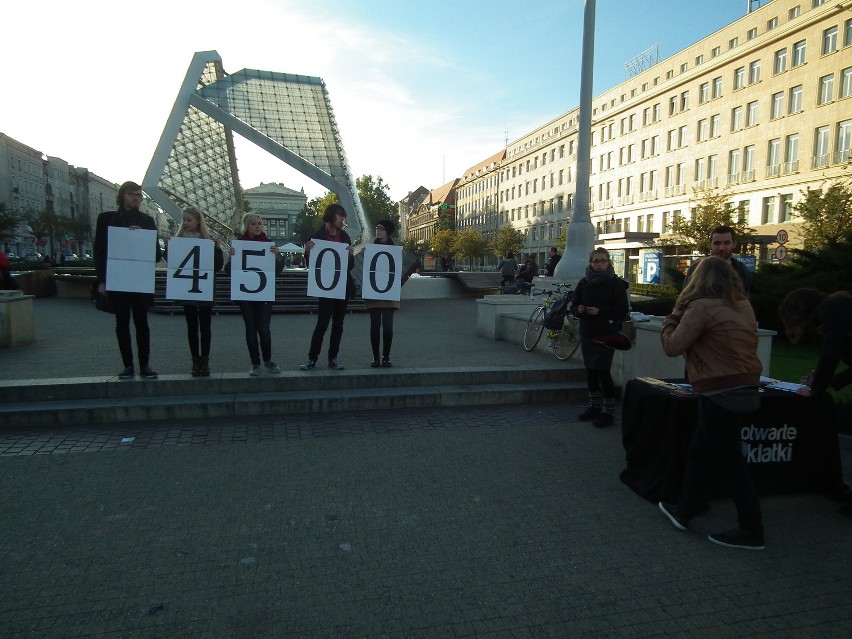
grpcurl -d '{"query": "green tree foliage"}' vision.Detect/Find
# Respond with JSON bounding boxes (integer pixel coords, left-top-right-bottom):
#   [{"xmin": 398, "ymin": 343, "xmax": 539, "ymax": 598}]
[
  {"xmin": 402, "ymin": 236, "xmax": 424, "ymax": 255},
  {"xmin": 429, "ymin": 229, "xmax": 455, "ymax": 259},
  {"xmin": 487, "ymin": 225, "xmax": 524, "ymax": 259},
  {"xmin": 452, "ymin": 229, "xmax": 487, "ymax": 268},
  {"xmin": 21, "ymin": 207, "xmax": 66, "ymax": 252},
  {"xmin": 356, "ymin": 175, "xmax": 398, "ymax": 233},
  {"xmin": 434, "ymin": 208, "xmax": 455, "ymax": 232},
  {"xmin": 0, "ymin": 202, "xmax": 21, "ymax": 242},
  {"xmin": 660, "ymin": 185, "xmax": 754, "ymax": 254},
  {"xmin": 292, "ymin": 196, "xmax": 326, "ymax": 243},
  {"xmin": 794, "ymin": 174, "xmax": 852, "ymax": 249}
]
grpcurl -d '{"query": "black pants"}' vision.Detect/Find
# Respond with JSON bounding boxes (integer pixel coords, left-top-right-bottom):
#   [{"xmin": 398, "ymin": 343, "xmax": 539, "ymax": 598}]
[
  {"xmin": 677, "ymin": 392, "xmax": 763, "ymax": 535},
  {"xmin": 184, "ymin": 305, "xmax": 213, "ymax": 358},
  {"xmin": 239, "ymin": 301, "xmax": 272, "ymax": 366},
  {"xmin": 111, "ymin": 292, "xmax": 151, "ymax": 368},
  {"xmin": 309, "ymin": 297, "xmax": 348, "ymax": 361},
  {"xmin": 369, "ymin": 308, "xmax": 395, "ymax": 359}
]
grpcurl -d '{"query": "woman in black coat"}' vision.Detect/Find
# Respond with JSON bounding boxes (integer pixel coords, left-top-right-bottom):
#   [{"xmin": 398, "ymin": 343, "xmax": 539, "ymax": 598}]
[{"xmin": 571, "ymin": 247, "xmax": 629, "ymax": 427}]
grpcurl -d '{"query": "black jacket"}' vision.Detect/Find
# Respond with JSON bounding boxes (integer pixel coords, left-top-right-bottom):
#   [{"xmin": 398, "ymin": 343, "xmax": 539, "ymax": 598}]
[
  {"xmin": 93, "ymin": 208, "xmax": 161, "ymax": 285},
  {"xmin": 571, "ymin": 273, "xmax": 629, "ymax": 338},
  {"xmin": 306, "ymin": 226, "xmax": 355, "ymax": 298}
]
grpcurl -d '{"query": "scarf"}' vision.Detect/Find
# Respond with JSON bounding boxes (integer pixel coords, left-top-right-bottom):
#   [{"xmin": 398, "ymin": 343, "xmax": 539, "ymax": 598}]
[
  {"xmin": 240, "ymin": 231, "xmax": 270, "ymax": 242},
  {"xmin": 584, "ymin": 265, "xmax": 616, "ymax": 286}
]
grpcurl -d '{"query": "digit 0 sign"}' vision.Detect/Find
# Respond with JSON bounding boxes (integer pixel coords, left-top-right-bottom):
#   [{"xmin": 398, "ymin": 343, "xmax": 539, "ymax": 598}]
[
  {"xmin": 361, "ymin": 244, "xmax": 403, "ymax": 301},
  {"xmin": 306, "ymin": 239, "xmax": 349, "ymax": 300}
]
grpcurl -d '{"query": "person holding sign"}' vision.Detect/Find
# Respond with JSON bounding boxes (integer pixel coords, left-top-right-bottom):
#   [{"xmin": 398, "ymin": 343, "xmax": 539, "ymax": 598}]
[
  {"xmin": 232, "ymin": 214, "xmax": 283, "ymax": 376},
  {"xmin": 364, "ymin": 220, "xmax": 400, "ymax": 367},
  {"xmin": 165, "ymin": 207, "xmax": 225, "ymax": 376},
  {"xmin": 300, "ymin": 203, "xmax": 355, "ymax": 371},
  {"xmin": 93, "ymin": 181, "xmax": 162, "ymax": 380}
]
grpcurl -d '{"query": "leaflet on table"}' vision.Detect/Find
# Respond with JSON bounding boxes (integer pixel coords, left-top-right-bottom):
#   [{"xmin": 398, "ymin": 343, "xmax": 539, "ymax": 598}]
[
  {"xmin": 635, "ymin": 377, "xmax": 694, "ymax": 397},
  {"xmin": 764, "ymin": 380, "xmax": 807, "ymax": 393}
]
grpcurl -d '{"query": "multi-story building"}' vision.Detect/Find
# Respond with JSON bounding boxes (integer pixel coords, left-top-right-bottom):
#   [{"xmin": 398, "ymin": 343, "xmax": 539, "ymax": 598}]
[
  {"xmin": 405, "ymin": 0, "xmax": 851, "ymax": 281},
  {"xmin": 397, "ymin": 186, "xmax": 429, "ymax": 242},
  {"xmin": 456, "ymin": 150, "xmax": 505, "ymax": 268},
  {"xmin": 242, "ymin": 183, "xmax": 308, "ymax": 244},
  {"xmin": 406, "ymin": 179, "xmax": 459, "ymax": 251}
]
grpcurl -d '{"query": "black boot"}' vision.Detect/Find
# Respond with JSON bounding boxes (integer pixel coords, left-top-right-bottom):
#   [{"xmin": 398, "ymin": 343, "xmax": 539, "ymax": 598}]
[
  {"xmin": 199, "ymin": 356, "xmax": 210, "ymax": 377},
  {"xmin": 191, "ymin": 356, "xmax": 201, "ymax": 377}
]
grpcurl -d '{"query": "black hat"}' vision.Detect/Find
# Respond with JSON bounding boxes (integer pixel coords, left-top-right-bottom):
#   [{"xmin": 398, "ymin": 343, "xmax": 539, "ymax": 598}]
[{"xmin": 376, "ymin": 219, "xmax": 395, "ymax": 235}]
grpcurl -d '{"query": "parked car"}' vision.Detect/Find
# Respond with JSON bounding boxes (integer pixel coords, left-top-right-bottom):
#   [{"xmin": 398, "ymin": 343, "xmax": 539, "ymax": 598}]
[
  {"xmin": 22, "ymin": 251, "xmax": 42, "ymax": 262},
  {"xmin": 5, "ymin": 253, "xmax": 21, "ymax": 262},
  {"xmin": 62, "ymin": 253, "xmax": 80, "ymax": 262}
]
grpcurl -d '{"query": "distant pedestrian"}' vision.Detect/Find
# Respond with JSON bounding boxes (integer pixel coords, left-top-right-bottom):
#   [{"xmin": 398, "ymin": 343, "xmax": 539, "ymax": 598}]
[
  {"xmin": 364, "ymin": 220, "xmax": 399, "ymax": 367},
  {"xmin": 571, "ymin": 248, "xmax": 629, "ymax": 427},
  {"xmin": 232, "ymin": 213, "xmax": 283, "ymax": 376},
  {"xmin": 0, "ymin": 252, "xmax": 19, "ymax": 290},
  {"xmin": 544, "ymin": 246, "xmax": 561, "ymax": 277},
  {"xmin": 497, "ymin": 252, "xmax": 518, "ymax": 288},
  {"xmin": 166, "ymin": 207, "xmax": 226, "ymax": 376},
  {"xmin": 300, "ymin": 203, "xmax": 355, "ymax": 371},
  {"xmin": 93, "ymin": 181, "xmax": 162, "ymax": 380}
]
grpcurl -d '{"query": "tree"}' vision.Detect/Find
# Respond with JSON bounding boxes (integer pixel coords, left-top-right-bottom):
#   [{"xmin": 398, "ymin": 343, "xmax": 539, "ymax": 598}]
[
  {"xmin": 487, "ymin": 226, "xmax": 524, "ymax": 259},
  {"xmin": 22, "ymin": 207, "xmax": 66, "ymax": 255},
  {"xmin": 428, "ymin": 228, "xmax": 456, "ymax": 270},
  {"xmin": 660, "ymin": 185, "xmax": 754, "ymax": 254},
  {"xmin": 794, "ymin": 173, "xmax": 852, "ymax": 249},
  {"xmin": 402, "ymin": 236, "xmax": 424, "ymax": 256},
  {"xmin": 292, "ymin": 196, "xmax": 326, "ymax": 243},
  {"xmin": 356, "ymin": 175, "xmax": 398, "ymax": 234},
  {"xmin": 0, "ymin": 203, "xmax": 21, "ymax": 243},
  {"xmin": 452, "ymin": 229, "xmax": 487, "ymax": 269}
]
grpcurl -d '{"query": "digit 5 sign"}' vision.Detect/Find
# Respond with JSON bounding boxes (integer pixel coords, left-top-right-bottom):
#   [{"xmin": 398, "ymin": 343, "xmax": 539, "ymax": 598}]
[{"xmin": 231, "ymin": 240, "xmax": 277, "ymax": 302}]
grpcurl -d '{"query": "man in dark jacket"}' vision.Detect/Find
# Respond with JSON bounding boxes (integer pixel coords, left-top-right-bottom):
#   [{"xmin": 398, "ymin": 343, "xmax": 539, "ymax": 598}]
[
  {"xmin": 544, "ymin": 246, "xmax": 561, "ymax": 277},
  {"xmin": 300, "ymin": 203, "xmax": 355, "ymax": 371},
  {"xmin": 94, "ymin": 181, "xmax": 162, "ymax": 380},
  {"xmin": 683, "ymin": 226, "xmax": 752, "ymax": 294}
]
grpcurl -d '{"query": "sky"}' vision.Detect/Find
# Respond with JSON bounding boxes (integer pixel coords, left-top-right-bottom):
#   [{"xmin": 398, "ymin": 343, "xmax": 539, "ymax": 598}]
[{"xmin": 1, "ymin": 0, "xmax": 756, "ymax": 202}]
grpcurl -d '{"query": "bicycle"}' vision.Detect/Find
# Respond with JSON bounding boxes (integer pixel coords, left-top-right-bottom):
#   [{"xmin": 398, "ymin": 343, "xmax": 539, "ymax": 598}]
[{"xmin": 522, "ymin": 284, "xmax": 581, "ymax": 360}]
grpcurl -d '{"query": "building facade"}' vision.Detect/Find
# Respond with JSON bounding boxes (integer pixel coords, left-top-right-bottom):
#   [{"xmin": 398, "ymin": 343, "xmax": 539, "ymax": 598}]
[
  {"xmin": 242, "ymin": 183, "xmax": 308, "ymax": 243},
  {"xmin": 456, "ymin": 150, "xmax": 506, "ymax": 268},
  {"xmin": 403, "ymin": 0, "xmax": 851, "ymax": 281}
]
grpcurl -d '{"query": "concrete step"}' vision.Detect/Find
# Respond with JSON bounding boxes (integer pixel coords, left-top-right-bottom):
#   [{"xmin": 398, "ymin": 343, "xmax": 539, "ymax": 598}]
[{"xmin": 0, "ymin": 365, "xmax": 587, "ymax": 429}]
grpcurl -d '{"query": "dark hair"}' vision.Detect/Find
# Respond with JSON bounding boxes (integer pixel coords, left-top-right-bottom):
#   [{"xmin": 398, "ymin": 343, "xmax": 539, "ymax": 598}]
[
  {"xmin": 711, "ymin": 225, "xmax": 736, "ymax": 243},
  {"xmin": 778, "ymin": 288, "xmax": 827, "ymax": 343},
  {"xmin": 676, "ymin": 256, "xmax": 745, "ymax": 308},
  {"xmin": 116, "ymin": 181, "xmax": 142, "ymax": 206},
  {"xmin": 550, "ymin": 246, "xmax": 559, "ymax": 253},
  {"xmin": 588, "ymin": 247, "xmax": 611, "ymax": 262},
  {"xmin": 506, "ymin": 252, "xmax": 514, "ymax": 259},
  {"xmin": 323, "ymin": 203, "xmax": 347, "ymax": 223}
]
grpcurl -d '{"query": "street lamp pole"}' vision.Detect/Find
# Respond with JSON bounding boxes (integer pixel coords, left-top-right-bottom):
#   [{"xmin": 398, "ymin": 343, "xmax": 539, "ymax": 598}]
[{"xmin": 554, "ymin": 0, "xmax": 597, "ymax": 284}]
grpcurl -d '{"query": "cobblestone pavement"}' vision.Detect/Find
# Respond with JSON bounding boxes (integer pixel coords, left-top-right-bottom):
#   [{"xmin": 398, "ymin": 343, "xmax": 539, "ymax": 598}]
[{"xmin": 2, "ymin": 403, "xmax": 851, "ymax": 638}]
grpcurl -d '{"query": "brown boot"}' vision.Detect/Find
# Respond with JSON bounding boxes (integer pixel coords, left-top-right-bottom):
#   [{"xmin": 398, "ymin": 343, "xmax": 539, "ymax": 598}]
[{"xmin": 199, "ymin": 356, "xmax": 210, "ymax": 377}]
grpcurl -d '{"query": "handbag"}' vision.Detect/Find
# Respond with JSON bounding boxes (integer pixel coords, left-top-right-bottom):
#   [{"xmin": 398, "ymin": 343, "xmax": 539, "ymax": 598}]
[{"xmin": 91, "ymin": 281, "xmax": 115, "ymax": 314}]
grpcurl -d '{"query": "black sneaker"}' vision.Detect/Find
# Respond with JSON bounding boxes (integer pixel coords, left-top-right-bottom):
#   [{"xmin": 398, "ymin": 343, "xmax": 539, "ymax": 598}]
[
  {"xmin": 578, "ymin": 406, "xmax": 601, "ymax": 421},
  {"xmin": 593, "ymin": 412, "xmax": 614, "ymax": 427},
  {"xmin": 707, "ymin": 528, "xmax": 765, "ymax": 550},
  {"xmin": 118, "ymin": 366, "xmax": 134, "ymax": 380},
  {"xmin": 139, "ymin": 367, "xmax": 158, "ymax": 379},
  {"xmin": 659, "ymin": 502, "xmax": 689, "ymax": 531},
  {"xmin": 370, "ymin": 359, "xmax": 381, "ymax": 368}
]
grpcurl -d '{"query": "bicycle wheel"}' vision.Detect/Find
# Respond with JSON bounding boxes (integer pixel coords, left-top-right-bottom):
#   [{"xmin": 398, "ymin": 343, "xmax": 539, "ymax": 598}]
[
  {"xmin": 523, "ymin": 306, "xmax": 546, "ymax": 351},
  {"xmin": 552, "ymin": 316, "xmax": 580, "ymax": 360}
]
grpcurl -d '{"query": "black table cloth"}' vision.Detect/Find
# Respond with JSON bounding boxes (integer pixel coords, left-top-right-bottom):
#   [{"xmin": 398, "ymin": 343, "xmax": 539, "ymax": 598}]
[{"xmin": 620, "ymin": 378, "xmax": 846, "ymax": 503}]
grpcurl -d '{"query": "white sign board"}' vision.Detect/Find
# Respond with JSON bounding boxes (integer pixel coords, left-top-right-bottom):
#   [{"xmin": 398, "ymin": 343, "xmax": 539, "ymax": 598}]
[
  {"xmin": 307, "ymin": 239, "xmax": 349, "ymax": 300},
  {"xmin": 106, "ymin": 227, "xmax": 156, "ymax": 294},
  {"xmin": 230, "ymin": 240, "xmax": 277, "ymax": 302},
  {"xmin": 360, "ymin": 244, "xmax": 403, "ymax": 301},
  {"xmin": 166, "ymin": 237, "xmax": 216, "ymax": 302}
]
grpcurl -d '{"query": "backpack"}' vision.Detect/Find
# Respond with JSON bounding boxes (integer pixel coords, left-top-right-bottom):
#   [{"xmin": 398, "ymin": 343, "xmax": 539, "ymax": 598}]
[{"xmin": 543, "ymin": 294, "xmax": 571, "ymax": 330}]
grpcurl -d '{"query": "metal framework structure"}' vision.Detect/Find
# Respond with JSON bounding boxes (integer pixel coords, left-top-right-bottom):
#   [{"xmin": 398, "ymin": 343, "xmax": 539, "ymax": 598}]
[{"xmin": 144, "ymin": 51, "xmax": 365, "ymax": 241}]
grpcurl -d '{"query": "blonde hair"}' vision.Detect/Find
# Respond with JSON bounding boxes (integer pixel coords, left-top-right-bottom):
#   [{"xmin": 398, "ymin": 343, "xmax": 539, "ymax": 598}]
[
  {"xmin": 240, "ymin": 213, "xmax": 263, "ymax": 237},
  {"xmin": 176, "ymin": 207, "xmax": 211, "ymax": 239},
  {"xmin": 676, "ymin": 256, "xmax": 745, "ymax": 308}
]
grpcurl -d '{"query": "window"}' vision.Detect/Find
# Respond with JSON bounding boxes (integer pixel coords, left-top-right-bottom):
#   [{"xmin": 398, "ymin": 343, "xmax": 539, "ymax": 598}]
[
  {"xmin": 744, "ymin": 145, "xmax": 756, "ymax": 177},
  {"xmin": 729, "ymin": 148, "xmax": 741, "ymax": 177},
  {"xmin": 747, "ymin": 27, "xmax": 758, "ymax": 41},
  {"xmin": 838, "ymin": 120, "xmax": 852, "ymax": 163},
  {"xmin": 749, "ymin": 60, "xmax": 761, "ymax": 84},
  {"xmin": 774, "ymin": 48, "xmax": 787, "ymax": 74},
  {"xmin": 818, "ymin": 74, "xmax": 834, "ymax": 104},
  {"xmin": 746, "ymin": 101, "xmax": 759, "ymax": 126},
  {"xmin": 729, "ymin": 37, "xmax": 739, "ymax": 50},
  {"xmin": 677, "ymin": 163, "xmax": 686, "ymax": 185},
  {"xmin": 695, "ymin": 54, "xmax": 704, "ymax": 66},
  {"xmin": 712, "ymin": 46, "xmax": 721, "ymax": 58},
  {"xmin": 793, "ymin": 40, "xmax": 807, "ymax": 66},
  {"xmin": 651, "ymin": 135, "xmax": 659, "ymax": 155},
  {"xmin": 823, "ymin": 27, "xmax": 838, "ymax": 55},
  {"xmin": 780, "ymin": 194, "xmax": 793, "ymax": 222},
  {"xmin": 789, "ymin": 85, "xmax": 803, "ymax": 113},
  {"xmin": 668, "ymin": 129, "xmax": 677, "ymax": 151},
  {"xmin": 653, "ymin": 103, "xmax": 661, "ymax": 122},
  {"xmin": 734, "ymin": 67, "xmax": 745, "ymax": 89},
  {"xmin": 643, "ymin": 107, "xmax": 651, "ymax": 126},
  {"xmin": 767, "ymin": 17, "xmax": 778, "ymax": 30},
  {"xmin": 790, "ymin": 5, "xmax": 801, "ymax": 19},
  {"xmin": 710, "ymin": 114, "xmax": 721, "ymax": 138},
  {"xmin": 697, "ymin": 119, "xmax": 708, "ymax": 142},
  {"xmin": 680, "ymin": 62, "xmax": 688, "ymax": 74},
  {"xmin": 669, "ymin": 95, "xmax": 678, "ymax": 115},
  {"xmin": 699, "ymin": 82, "xmax": 709, "ymax": 104},
  {"xmin": 841, "ymin": 67, "xmax": 852, "ymax": 99},
  {"xmin": 708, "ymin": 155, "xmax": 718, "ymax": 182},
  {"xmin": 785, "ymin": 133, "xmax": 799, "ymax": 172},
  {"xmin": 814, "ymin": 125, "xmax": 830, "ymax": 167},
  {"xmin": 695, "ymin": 157, "xmax": 706, "ymax": 182},
  {"xmin": 678, "ymin": 125, "xmax": 688, "ymax": 147},
  {"xmin": 680, "ymin": 91, "xmax": 689, "ymax": 111},
  {"xmin": 846, "ymin": 18, "xmax": 852, "ymax": 47},
  {"xmin": 732, "ymin": 106, "xmax": 744, "ymax": 131},
  {"xmin": 767, "ymin": 138, "xmax": 782, "ymax": 176},
  {"xmin": 712, "ymin": 76, "xmax": 723, "ymax": 98},
  {"xmin": 762, "ymin": 196, "xmax": 777, "ymax": 224},
  {"xmin": 771, "ymin": 91, "xmax": 785, "ymax": 119},
  {"xmin": 813, "ymin": 0, "xmax": 826, "ymax": 7}
]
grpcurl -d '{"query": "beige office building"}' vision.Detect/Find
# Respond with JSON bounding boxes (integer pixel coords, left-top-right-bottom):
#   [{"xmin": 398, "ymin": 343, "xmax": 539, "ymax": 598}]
[{"xmin": 486, "ymin": 0, "xmax": 852, "ymax": 280}]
